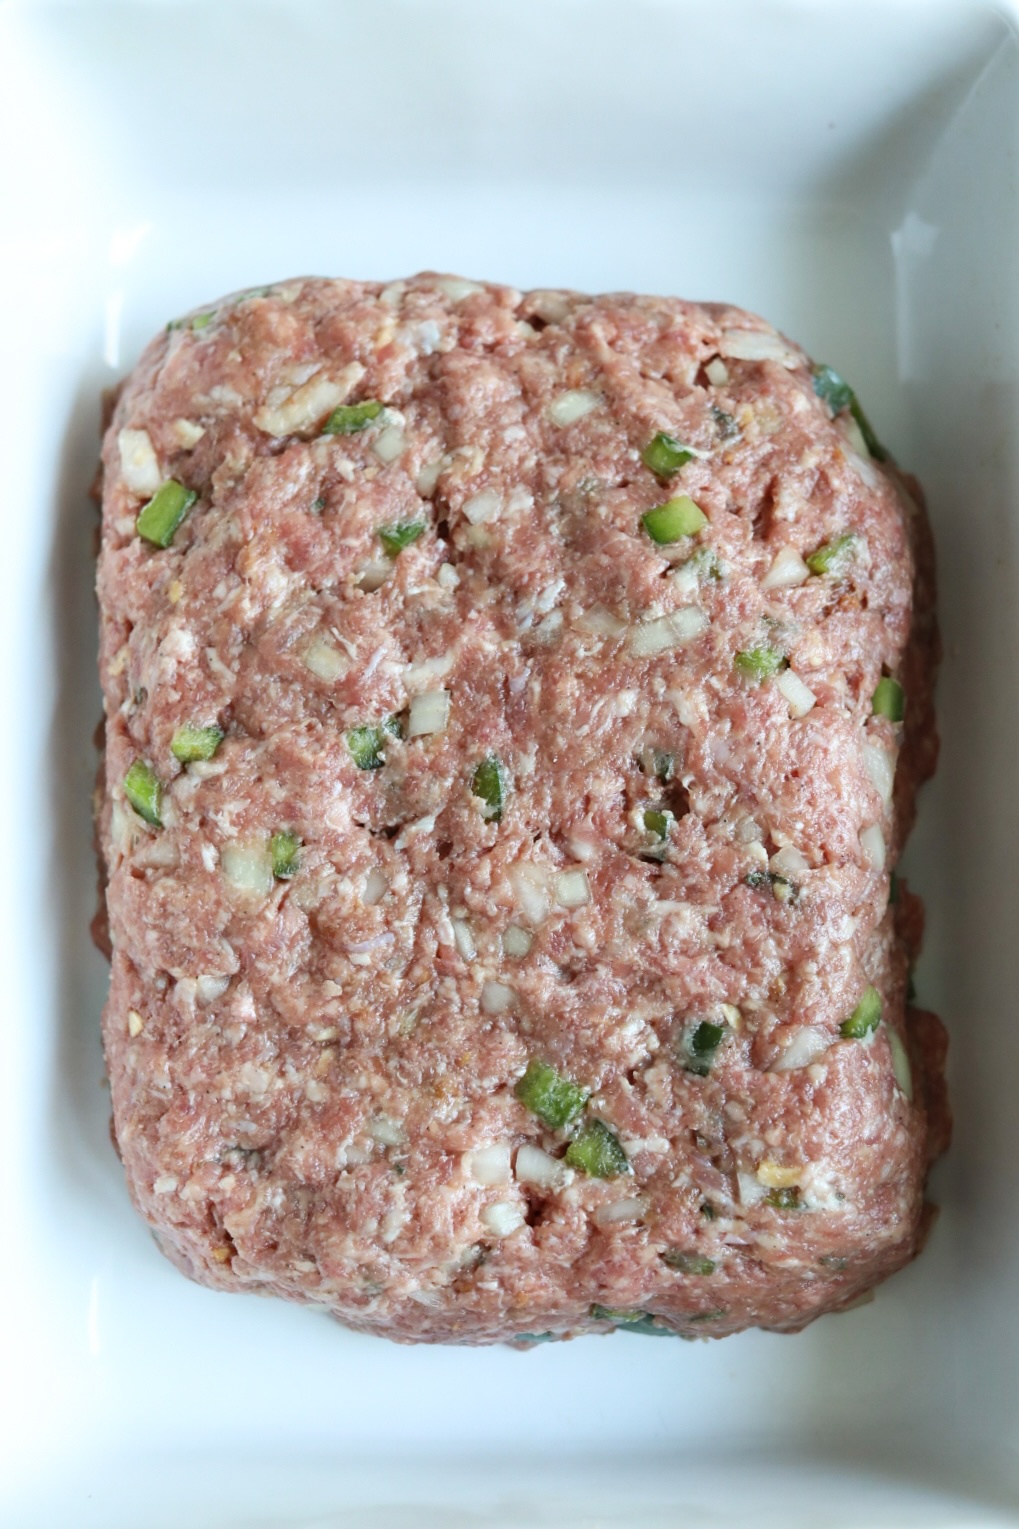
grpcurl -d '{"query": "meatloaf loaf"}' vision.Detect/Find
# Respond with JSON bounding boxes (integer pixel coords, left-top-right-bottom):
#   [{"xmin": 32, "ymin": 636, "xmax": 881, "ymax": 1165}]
[{"xmin": 95, "ymin": 273, "xmax": 948, "ymax": 1344}]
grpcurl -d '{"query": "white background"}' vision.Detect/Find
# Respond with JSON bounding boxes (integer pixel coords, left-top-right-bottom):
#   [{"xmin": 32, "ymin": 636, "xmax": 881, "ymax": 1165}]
[{"xmin": 2, "ymin": 2, "xmax": 1018, "ymax": 1524}]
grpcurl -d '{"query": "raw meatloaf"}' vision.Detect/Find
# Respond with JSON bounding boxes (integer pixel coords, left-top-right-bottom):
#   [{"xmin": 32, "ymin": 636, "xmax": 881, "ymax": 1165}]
[{"xmin": 95, "ymin": 273, "xmax": 948, "ymax": 1345}]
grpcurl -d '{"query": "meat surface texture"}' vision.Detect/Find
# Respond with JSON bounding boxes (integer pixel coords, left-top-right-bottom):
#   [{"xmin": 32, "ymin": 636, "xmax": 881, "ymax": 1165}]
[{"xmin": 95, "ymin": 273, "xmax": 948, "ymax": 1345}]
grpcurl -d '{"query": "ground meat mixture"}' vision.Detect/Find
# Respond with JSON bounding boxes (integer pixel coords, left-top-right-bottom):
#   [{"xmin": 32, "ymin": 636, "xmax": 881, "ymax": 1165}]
[{"xmin": 95, "ymin": 273, "xmax": 948, "ymax": 1344}]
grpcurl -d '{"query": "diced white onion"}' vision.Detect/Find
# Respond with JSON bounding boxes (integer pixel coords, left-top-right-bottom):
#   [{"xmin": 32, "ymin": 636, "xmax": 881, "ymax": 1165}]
[
  {"xmin": 669, "ymin": 561, "xmax": 703, "ymax": 599},
  {"xmin": 153, "ymin": 1175, "xmax": 178, "ymax": 1196},
  {"xmin": 288, "ymin": 361, "xmax": 323, "ymax": 387},
  {"xmin": 502, "ymin": 924, "xmax": 533, "ymax": 958},
  {"xmin": 133, "ymin": 834, "xmax": 179, "ymax": 871},
  {"xmin": 407, "ymin": 1288, "xmax": 442, "ymax": 1308},
  {"xmin": 505, "ymin": 485, "xmax": 535, "ymax": 515},
  {"xmin": 407, "ymin": 688, "xmax": 450, "ymax": 737},
  {"xmin": 577, "ymin": 604, "xmax": 627, "ymax": 639},
  {"xmin": 512, "ymin": 863, "xmax": 551, "ymax": 924},
  {"xmin": 772, "ymin": 1026, "xmax": 830, "ymax": 1072},
  {"xmin": 452, "ymin": 918, "xmax": 476, "ymax": 961},
  {"xmin": 567, "ymin": 830, "xmax": 599, "ymax": 863},
  {"xmin": 538, "ymin": 584, "xmax": 567, "ymax": 623},
  {"xmin": 720, "ymin": 1003, "xmax": 743, "ymax": 1030},
  {"xmin": 171, "ymin": 417, "xmax": 205, "ymax": 449},
  {"xmin": 776, "ymin": 668, "xmax": 816, "ymax": 718},
  {"xmin": 404, "ymin": 653, "xmax": 454, "ymax": 688},
  {"xmin": 621, "ymin": 1133, "xmax": 671, "ymax": 1156},
  {"xmin": 435, "ymin": 275, "xmax": 483, "ymax": 302},
  {"xmin": 110, "ymin": 800, "xmax": 133, "ymax": 855},
  {"xmin": 630, "ymin": 606, "xmax": 708, "ymax": 656},
  {"xmin": 769, "ymin": 844, "xmax": 808, "ymax": 878},
  {"xmin": 362, "ymin": 868, "xmax": 388, "ymax": 907},
  {"xmin": 481, "ymin": 980, "xmax": 516, "ymax": 1015},
  {"xmin": 887, "ymin": 1028, "xmax": 914, "ymax": 1100},
  {"xmin": 737, "ymin": 1171, "xmax": 767, "ymax": 1205},
  {"xmin": 593, "ymin": 1197, "xmax": 646, "ymax": 1228},
  {"xmin": 547, "ymin": 389, "xmax": 599, "ymax": 426},
  {"xmin": 762, "ymin": 546, "xmax": 810, "ymax": 590},
  {"xmin": 357, "ymin": 560, "xmax": 390, "ymax": 593},
  {"xmin": 190, "ymin": 758, "xmax": 228, "ymax": 783},
  {"xmin": 515, "ymin": 1144, "xmax": 571, "ymax": 1190},
  {"xmin": 372, "ymin": 424, "xmax": 406, "ymax": 463},
  {"xmin": 380, "ymin": 1205, "xmax": 408, "ymax": 1244},
  {"xmin": 705, "ymin": 357, "xmax": 729, "ymax": 386},
  {"xmin": 196, "ymin": 974, "xmax": 230, "ymax": 1004},
  {"xmin": 528, "ymin": 289, "xmax": 571, "ymax": 323},
  {"xmin": 670, "ymin": 606, "xmax": 710, "ymax": 643},
  {"xmin": 436, "ymin": 562, "xmax": 460, "ymax": 590},
  {"xmin": 304, "ymin": 636, "xmax": 345, "ymax": 681},
  {"xmin": 864, "ymin": 742, "xmax": 895, "ymax": 805},
  {"xmin": 720, "ymin": 328, "xmax": 799, "ymax": 367},
  {"xmin": 469, "ymin": 1143, "xmax": 512, "ymax": 1185},
  {"xmin": 860, "ymin": 823, "xmax": 886, "ymax": 871},
  {"xmin": 117, "ymin": 428, "xmax": 162, "ymax": 497},
  {"xmin": 463, "ymin": 487, "xmax": 502, "ymax": 525},
  {"xmin": 221, "ymin": 843, "xmax": 273, "ymax": 898},
  {"xmin": 160, "ymin": 623, "xmax": 197, "ymax": 664},
  {"xmin": 127, "ymin": 1009, "xmax": 144, "ymax": 1037},
  {"xmin": 208, "ymin": 383, "xmax": 243, "ymax": 410},
  {"xmin": 414, "ymin": 319, "xmax": 442, "ymax": 355},
  {"xmin": 368, "ymin": 1115, "xmax": 406, "ymax": 1147},
  {"xmin": 480, "ymin": 1200, "xmax": 525, "ymax": 1237},
  {"xmin": 555, "ymin": 870, "xmax": 590, "ymax": 909},
  {"xmin": 347, "ymin": 932, "xmax": 395, "ymax": 958},
  {"xmin": 172, "ymin": 978, "xmax": 198, "ymax": 1015},
  {"xmin": 254, "ymin": 374, "xmax": 351, "ymax": 437},
  {"xmin": 416, "ymin": 456, "xmax": 445, "ymax": 496}
]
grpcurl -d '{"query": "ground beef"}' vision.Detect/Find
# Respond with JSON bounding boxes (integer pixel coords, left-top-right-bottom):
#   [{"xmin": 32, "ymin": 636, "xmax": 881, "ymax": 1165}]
[{"xmin": 95, "ymin": 273, "xmax": 948, "ymax": 1344}]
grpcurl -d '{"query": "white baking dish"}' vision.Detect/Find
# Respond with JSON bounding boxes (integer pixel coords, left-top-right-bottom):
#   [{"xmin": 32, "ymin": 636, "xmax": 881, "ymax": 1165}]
[{"xmin": 2, "ymin": 0, "xmax": 1018, "ymax": 1523}]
